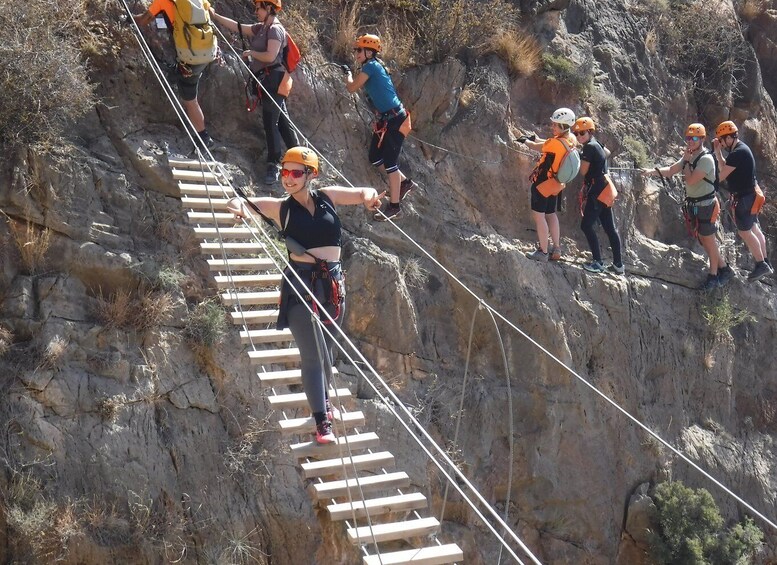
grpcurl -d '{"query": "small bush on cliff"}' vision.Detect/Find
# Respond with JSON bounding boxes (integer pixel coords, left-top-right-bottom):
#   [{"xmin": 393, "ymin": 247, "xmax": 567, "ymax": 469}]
[
  {"xmin": 701, "ymin": 293, "xmax": 753, "ymax": 340},
  {"xmin": 623, "ymin": 136, "xmax": 651, "ymax": 167},
  {"xmin": 6, "ymin": 218, "xmax": 51, "ymax": 275},
  {"xmin": 542, "ymin": 53, "xmax": 594, "ymax": 97},
  {"xmin": 184, "ymin": 300, "xmax": 228, "ymax": 348},
  {"xmin": 0, "ymin": 0, "xmax": 95, "ymax": 148},
  {"xmin": 648, "ymin": 481, "xmax": 763, "ymax": 564},
  {"xmin": 484, "ymin": 30, "xmax": 542, "ymax": 78}
]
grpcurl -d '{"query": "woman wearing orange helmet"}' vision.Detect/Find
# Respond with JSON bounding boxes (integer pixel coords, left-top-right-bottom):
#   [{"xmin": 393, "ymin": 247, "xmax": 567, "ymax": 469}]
[
  {"xmin": 226, "ymin": 147, "xmax": 384, "ymax": 444},
  {"xmin": 211, "ymin": 0, "xmax": 299, "ymax": 184},
  {"xmin": 712, "ymin": 121, "xmax": 772, "ymax": 282},
  {"xmin": 642, "ymin": 123, "xmax": 735, "ymax": 291},
  {"xmin": 343, "ymin": 34, "xmax": 415, "ymax": 221},
  {"xmin": 572, "ymin": 117, "xmax": 624, "ymax": 274}
]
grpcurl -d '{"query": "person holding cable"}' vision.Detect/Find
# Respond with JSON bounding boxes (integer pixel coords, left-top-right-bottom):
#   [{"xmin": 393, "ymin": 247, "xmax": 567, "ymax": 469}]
[
  {"xmin": 712, "ymin": 120, "xmax": 773, "ymax": 282},
  {"xmin": 226, "ymin": 147, "xmax": 384, "ymax": 444},
  {"xmin": 210, "ymin": 0, "xmax": 299, "ymax": 185},
  {"xmin": 641, "ymin": 123, "xmax": 735, "ymax": 291},
  {"xmin": 342, "ymin": 34, "xmax": 415, "ymax": 221}
]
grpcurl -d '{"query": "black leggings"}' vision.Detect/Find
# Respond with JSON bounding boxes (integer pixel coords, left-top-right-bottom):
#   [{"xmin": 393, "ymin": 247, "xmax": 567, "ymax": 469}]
[
  {"xmin": 581, "ymin": 196, "xmax": 622, "ymax": 265},
  {"xmin": 260, "ymin": 70, "xmax": 299, "ymax": 164}
]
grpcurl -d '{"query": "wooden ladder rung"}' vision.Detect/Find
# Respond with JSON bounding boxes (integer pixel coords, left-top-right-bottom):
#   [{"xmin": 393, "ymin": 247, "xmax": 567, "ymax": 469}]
[
  {"xmin": 208, "ymin": 258, "xmax": 275, "ymax": 272},
  {"xmin": 241, "ymin": 328, "xmax": 293, "ymax": 345},
  {"xmin": 168, "ymin": 158, "xmax": 219, "ymax": 170},
  {"xmin": 362, "ymin": 543, "xmax": 464, "ymax": 565},
  {"xmin": 269, "ymin": 388, "xmax": 351, "ymax": 410},
  {"xmin": 258, "ymin": 367, "xmax": 339, "ymax": 386},
  {"xmin": 178, "ymin": 182, "xmax": 233, "ymax": 197},
  {"xmin": 279, "ymin": 411, "xmax": 364, "ymax": 435},
  {"xmin": 188, "ymin": 211, "xmax": 239, "ymax": 225},
  {"xmin": 214, "ymin": 274, "xmax": 282, "ymax": 289},
  {"xmin": 248, "ymin": 348, "xmax": 300, "ymax": 365},
  {"xmin": 222, "ymin": 290, "xmax": 280, "ymax": 306},
  {"xmin": 172, "ymin": 169, "xmax": 224, "ymax": 183},
  {"xmin": 201, "ymin": 242, "xmax": 267, "ymax": 254},
  {"xmin": 231, "ymin": 309, "xmax": 279, "ymax": 325},
  {"xmin": 300, "ymin": 451, "xmax": 394, "ymax": 479},
  {"xmin": 309, "ymin": 471, "xmax": 410, "ymax": 500},
  {"xmin": 290, "ymin": 432, "xmax": 379, "ymax": 459},
  {"xmin": 182, "ymin": 197, "xmax": 231, "ymax": 210},
  {"xmin": 193, "ymin": 227, "xmax": 258, "ymax": 240},
  {"xmin": 347, "ymin": 517, "xmax": 440, "ymax": 545},
  {"xmin": 328, "ymin": 492, "xmax": 427, "ymax": 521}
]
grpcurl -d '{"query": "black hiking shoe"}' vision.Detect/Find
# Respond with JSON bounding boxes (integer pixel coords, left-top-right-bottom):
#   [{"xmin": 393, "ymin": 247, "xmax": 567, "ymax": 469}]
[
  {"xmin": 374, "ymin": 202, "xmax": 401, "ymax": 221},
  {"xmin": 315, "ymin": 419, "xmax": 335, "ymax": 444},
  {"xmin": 583, "ymin": 261, "xmax": 605, "ymax": 273},
  {"xmin": 264, "ymin": 163, "xmax": 280, "ymax": 185},
  {"xmin": 399, "ymin": 179, "xmax": 416, "ymax": 201},
  {"xmin": 700, "ymin": 274, "xmax": 720, "ymax": 291},
  {"xmin": 717, "ymin": 264, "xmax": 736, "ymax": 286},
  {"xmin": 747, "ymin": 261, "xmax": 773, "ymax": 283}
]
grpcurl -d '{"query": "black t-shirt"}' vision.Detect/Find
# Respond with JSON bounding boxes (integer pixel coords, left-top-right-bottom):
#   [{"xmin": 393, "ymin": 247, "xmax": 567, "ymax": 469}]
[
  {"xmin": 580, "ymin": 138, "xmax": 608, "ymax": 195},
  {"xmin": 724, "ymin": 141, "xmax": 756, "ymax": 195},
  {"xmin": 281, "ymin": 190, "xmax": 341, "ymax": 249}
]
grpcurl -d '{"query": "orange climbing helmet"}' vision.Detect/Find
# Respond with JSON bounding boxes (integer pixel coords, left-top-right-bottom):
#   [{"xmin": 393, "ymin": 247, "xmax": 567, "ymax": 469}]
[
  {"xmin": 282, "ymin": 147, "xmax": 318, "ymax": 173},
  {"xmin": 572, "ymin": 117, "xmax": 595, "ymax": 133},
  {"xmin": 715, "ymin": 121, "xmax": 738, "ymax": 138},
  {"xmin": 685, "ymin": 123, "xmax": 706, "ymax": 137},
  {"xmin": 355, "ymin": 34, "xmax": 381, "ymax": 53},
  {"xmin": 255, "ymin": 0, "xmax": 281, "ymax": 11}
]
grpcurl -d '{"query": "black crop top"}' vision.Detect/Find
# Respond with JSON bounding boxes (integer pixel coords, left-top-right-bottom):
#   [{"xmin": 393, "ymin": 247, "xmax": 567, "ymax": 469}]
[{"xmin": 280, "ymin": 190, "xmax": 342, "ymax": 249}]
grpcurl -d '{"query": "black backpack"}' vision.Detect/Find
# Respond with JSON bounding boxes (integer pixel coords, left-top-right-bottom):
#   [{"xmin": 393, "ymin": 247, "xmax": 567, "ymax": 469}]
[{"xmin": 690, "ymin": 149, "xmax": 720, "ymax": 193}]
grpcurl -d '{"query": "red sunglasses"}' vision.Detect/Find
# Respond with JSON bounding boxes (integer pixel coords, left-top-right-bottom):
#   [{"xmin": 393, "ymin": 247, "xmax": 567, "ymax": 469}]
[{"xmin": 281, "ymin": 168, "xmax": 306, "ymax": 179}]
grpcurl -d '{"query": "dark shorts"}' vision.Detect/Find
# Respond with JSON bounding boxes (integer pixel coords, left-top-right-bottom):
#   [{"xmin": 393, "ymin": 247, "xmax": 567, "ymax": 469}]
[
  {"xmin": 684, "ymin": 199, "xmax": 718, "ymax": 236},
  {"xmin": 178, "ymin": 63, "xmax": 208, "ymax": 101},
  {"xmin": 368, "ymin": 111, "xmax": 407, "ymax": 174},
  {"xmin": 733, "ymin": 192, "xmax": 758, "ymax": 231},
  {"xmin": 530, "ymin": 183, "xmax": 561, "ymax": 214},
  {"xmin": 276, "ymin": 261, "xmax": 345, "ymax": 330}
]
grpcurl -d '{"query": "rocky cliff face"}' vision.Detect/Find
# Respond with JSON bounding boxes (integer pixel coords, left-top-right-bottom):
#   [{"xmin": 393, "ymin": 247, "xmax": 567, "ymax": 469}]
[{"xmin": 1, "ymin": 0, "xmax": 776, "ymax": 563}]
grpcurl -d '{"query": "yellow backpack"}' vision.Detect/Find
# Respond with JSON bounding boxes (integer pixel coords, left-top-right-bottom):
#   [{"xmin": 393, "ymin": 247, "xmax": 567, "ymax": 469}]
[{"xmin": 171, "ymin": 0, "xmax": 217, "ymax": 65}]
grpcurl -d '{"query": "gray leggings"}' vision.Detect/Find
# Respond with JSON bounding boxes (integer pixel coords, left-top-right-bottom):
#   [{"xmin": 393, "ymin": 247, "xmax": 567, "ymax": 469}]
[{"xmin": 286, "ymin": 301, "xmax": 345, "ymax": 415}]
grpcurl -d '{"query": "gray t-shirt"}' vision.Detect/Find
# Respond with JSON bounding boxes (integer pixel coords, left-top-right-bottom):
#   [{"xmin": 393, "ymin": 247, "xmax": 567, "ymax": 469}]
[
  {"xmin": 686, "ymin": 152, "xmax": 715, "ymax": 199},
  {"xmin": 249, "ymin": 20, "xmax": 285, "ymax": 72}
]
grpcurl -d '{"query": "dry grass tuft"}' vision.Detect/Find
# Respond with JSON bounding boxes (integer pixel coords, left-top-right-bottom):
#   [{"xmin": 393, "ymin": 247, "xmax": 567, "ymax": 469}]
[
  {"xmin": 0, "ymin": 326, "xmax": 12, "ymax": 358},
  {"xmin": 332, "ymin": 1, "xmax": 361, "ymax": 62},
  {"xmin": 40, "ymin": 336, "xmax": 68, "ymax": 369},
  {"xmin": 485, "ymin": 30, "xmax": 542, "ymax": 77},
  {"xmin": 94, "ymin": 287, "xmax": 174, "ymax": 333},
  {"xmin": 740, "ymin": 0, "xmax": 768, "ymax": 21},
  {"xmin": 7, "ymin": 218, "xmax": 51, "ymax": 275}
]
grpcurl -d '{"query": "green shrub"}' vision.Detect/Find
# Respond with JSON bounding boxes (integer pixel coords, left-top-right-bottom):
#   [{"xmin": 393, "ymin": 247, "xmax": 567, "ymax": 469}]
[
  {"xmin": 542, "ymin": 53, "xmax": 594, "ymax": 97},
  {"xmin": 702, "ymin": 293, "xmax": 754, "ymax": 339},
  {"xmin": 184, "ymin": 300, "xmax": 228, "ymax": 348},
  {"xmin": 623, "ymin": 136, "xmax": 651, "ymax": 168},
  {"xmin": 649, "ymin": 481, "xmax": 763, "ymax": 565},
  {"xmin": 155, "ymin": 266, "xmax": 187, "ymax": 291}
]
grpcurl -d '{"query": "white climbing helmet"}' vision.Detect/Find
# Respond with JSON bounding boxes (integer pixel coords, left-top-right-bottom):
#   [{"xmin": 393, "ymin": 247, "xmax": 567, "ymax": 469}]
[{"xmin": 550, "ymin": 107, "xmax": 576, "ymax": 127}]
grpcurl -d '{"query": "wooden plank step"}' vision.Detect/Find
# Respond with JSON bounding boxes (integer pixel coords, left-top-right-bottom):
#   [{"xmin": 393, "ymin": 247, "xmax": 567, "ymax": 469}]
[
  {"xmin": 231, "ymin": 309, "xmax": 279, "ymax": 325},
  {"xmin": 178, "ymin": 182, "xmax": 233, "ymax": 197},
  {"xmin": 258, "ymin": 367, "xmax": 339, "ymax": 386},
  {"xmin": 279, "ymin": 411, "xmax": 365, "ymax": 435},
  {"xmin": 208, "ymin": 258, "xmax": 275, "ymax": 272},
  {"xmin": 241, "ymin": 328, "xmax": 293, "ymax": 345},
  {"xmin": 172, "ymin": 169, "xmax": 224, "ymax": 183},
  {"xmin": 248, "ymin": 347, "xmax": 300, "ymax": 365},
  {"xmin": 214, "ymin": 274, "xmax": 282, "ymax": 289},
  {"xmin": 188, "ymin": 211, "xmax": 239, "ymax": 225},
  {"xmin": 168, "ymin": 158, "xmax": 219, "ymax": 170},
  {"xmin": 201, "ymin": 242, "xmax": 267, "ymax": 254},
  {"xmin": 182, "ymin": 197, "xmax": 231, "ymax": 211},
  {"xmin": 347, "ymin": 517, "xmax": 440, "ymax": 545},
  {"xmin": 300, "ymin": 451, "xmax": 394, "ymax": 479},
  {"xmin": 328, "ymin": 492, "xmax": 427, "ymax": 521},
  {"xmin": 193, "ymin": 227, "xmax": 257, "ymax": 240},
  {"xmin": 268, "ymin": 388, "xmax": 351, "ymax": 410},
  {"xmin": 309, "ymin": 471, "xmax": 410, "ymax": 500},
  {"xmin": 290, "ymin": 432, "xmax": 379, "ymax": 459},
  {"xmin": 222, "ymin": 290, "xmax": 280, "ymax": 306},
  {"xmin": 362, "ymin": 544, "xmax": 464, "ymax": 565}
]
